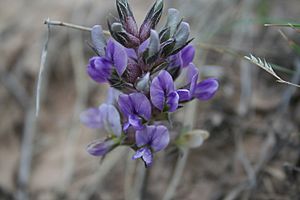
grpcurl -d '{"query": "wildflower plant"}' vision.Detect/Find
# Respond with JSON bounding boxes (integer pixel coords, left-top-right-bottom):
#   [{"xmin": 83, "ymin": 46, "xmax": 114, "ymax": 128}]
[{"xmin": 80, "ymin": 0, "xmax": 219, "ymax": 167}]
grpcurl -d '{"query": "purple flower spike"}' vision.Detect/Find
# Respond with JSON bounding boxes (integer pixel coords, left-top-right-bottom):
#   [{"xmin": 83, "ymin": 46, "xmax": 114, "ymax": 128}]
[
  {"xmin": 150, "ymin": 70, "xmax": 179, "ymax": 112},
  {"xmin": 106, "ymin": 39, "xmax": 128, "ymax": 76},
  {"xmin": 193, "ymin": 78, "xmax": 219, "ymax": 100},
  {"xmin": 87, "ymin": 139, "xmax": 115, "ymax": 156},
  {"xmin": 118, "ymin": 93, "xmax": 151, "ymax": 130},
  {"xmin": 181, "ymin": 45, "xmax": 195, "ymax": 67},
  {"xmin": 133, "ymin": 125, "xmax": 170, "ymax": 166},
  {"xmin": 87, "ymin": 57, "xmax": 112, "ymax": 83}
]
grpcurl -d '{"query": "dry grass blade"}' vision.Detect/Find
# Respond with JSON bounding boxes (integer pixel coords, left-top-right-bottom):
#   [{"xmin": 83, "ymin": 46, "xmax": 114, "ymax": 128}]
[
  {"xmin": 35, "ymin": 20, "xmax": 50, "ymax": 116},
  {"xmin": 264, "ymin": 23, "xmax": 300, "ymax": 28},
  {"xmin": 265, "ymin": 23, "xmax": 300, "ymax": 34},
  {"xmin": 244, "ymin": 54, "xmax": 300, "ymax": 88}
]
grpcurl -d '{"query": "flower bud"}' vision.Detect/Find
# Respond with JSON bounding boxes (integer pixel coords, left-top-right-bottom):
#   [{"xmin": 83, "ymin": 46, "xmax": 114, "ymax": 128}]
[
  {"xmin": 124, "ymin": 60, "xmax": 142, "ymax": 84},
  {"xmin": 173, "ymin": 22, "xmax": 190, "ymax": 50},
  {"xmin": 135, "ymin": 72, "xmax": 150, "ymax": 92},
  {"xmin": 164, "ymin": 8, "xmax": 181, "ymax": 36},
  {"xmin": 116, "ymin": 0, "xmax": 139, "ymax": 36},
  {"xmin": 91, "ymin": 25, "xmax": 106, "ymax": 56},
  {"xmin": 87, "ymin": 139, "xmax": 116, "ymax": 156},
  {"xmin": 108, "ymin": 21, "xmax": 140, "ymax": 48},
  {"xmin": 143, "ymin": 30, "xmax": 161, "ymax": 64},
  {"xmin": 139, "ymin": 0, "xmax": 164, "ymax": 42},
  {"xmin": 178, "ymin": 129, "xmax": 209, "ymax": 148}
]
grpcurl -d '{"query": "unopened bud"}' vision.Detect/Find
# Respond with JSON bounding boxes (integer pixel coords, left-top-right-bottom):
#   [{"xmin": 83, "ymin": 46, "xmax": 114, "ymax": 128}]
[
  {"xmin": 177, "ymin": 129, "xmax": 209, "ymax": 148},
  {"xmin": 91, "ymin": 25, "xmax": 107, "ymax": 56},
  {"xmin": 139, "ymin": 0, "xmax": 164, "ymax": 42},
  {"xmin": 135, "ymin": 72, "xmax": 150, "ymax": 92}
]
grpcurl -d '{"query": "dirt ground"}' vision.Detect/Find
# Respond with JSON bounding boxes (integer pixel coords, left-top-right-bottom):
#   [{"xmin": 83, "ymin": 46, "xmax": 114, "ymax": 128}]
[{"xmin": 0, "ymin": 0, "xmax": 300, "ymax": 199}]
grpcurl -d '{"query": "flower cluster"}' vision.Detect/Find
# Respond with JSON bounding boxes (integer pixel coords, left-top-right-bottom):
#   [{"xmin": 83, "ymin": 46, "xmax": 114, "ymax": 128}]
[{"xmin": 81, "ymin": 0, "xmax": 219, "ymax": 167}]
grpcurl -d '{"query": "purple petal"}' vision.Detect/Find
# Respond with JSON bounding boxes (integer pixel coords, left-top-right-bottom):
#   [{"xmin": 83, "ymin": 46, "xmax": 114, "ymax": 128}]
[
  {"xmin": 80, "ymin": 108, "xmax": 102, "ymax": 129},
  {"xmin": 132, "ymin": 148, "xmax": 145, "ymax": 159},
  {"xmin": 106, "ymin": 39, "xmax": 128, "ymax": 76},
  {"xmin": 177, "ymin": 89, "xmax": 191, "ymax": 102},
  {"xmin": 132, "ymin": 147, "xmax": 153, "ymax": 167},
  {"xmin": 187, "ymin": 63, "xmax": 199, "ymax": 94},
  {"xmin": 135, "ymin": 125, "xmax": 170, "ymax": 152},
  {"xmin": 86, "ymin": 139, "xmax": 115, "ymax": 156},
  {"xmin": 125, "ymin": 48, "xmax": 137, "ymax": 60},
  {"xmin": 118, "ymin": 93, "xmax": 151, "ymax": 121},
  {"xmin": 150, "ymin": 79, "xmax": 165, "ymax": 111},
  {"xmin": 168, "ymin": 52, "xmax": 183, "ymax": 68},
  {"xmin": 166, "ymin": 91, "xmax": 179, "ymax": 112},
  {"xmin": 99, "ymin": 104, "xmax": 122, "ymax": 136},
  {"xmin": 150, "ymin": 70, "xmax": 175, "ymax": 111},
  {"xmin": 142, "ymin": 147, "xmax": 153, "ymax": 167},
  {"xmin": 138, "ymin": 39, "xmax": 150, "ymax": 54},
  {"xmin": 128, "ymin": 115, "xmax": 144, "ymax": 130},
  {"xmin": 135, "ymin": 127, "xmax": 152, "ymax": 147},
  {"xmin": 129, "ymin": 93, "xmax": 152, "ymax": 120},
  {"xmin": 181, "ymin": 45, "xmax": 195, "ymax": 67},
  {"xmin": 193, "ymin": 78, "xmax": 219, "ymax": 100},
  {"xmin": 150, "ymin": 125, "xmax": 170, "ymax": 152},
  {"xmin": 87, "ymin": 57, "xmax": 112, "ymax": 83},
  {"xmin": 118, "ymin": 94, "xmax": 134, "ymax": 117}
]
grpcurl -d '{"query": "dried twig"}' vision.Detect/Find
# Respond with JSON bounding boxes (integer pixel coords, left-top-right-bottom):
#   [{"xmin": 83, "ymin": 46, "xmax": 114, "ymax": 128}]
[{"xmin": 44, "ymin": 18, "xmax": 110, "ymax": 36}]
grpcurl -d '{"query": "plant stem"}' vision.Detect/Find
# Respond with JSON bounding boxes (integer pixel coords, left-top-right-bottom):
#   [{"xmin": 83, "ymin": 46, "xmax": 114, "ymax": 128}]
[
  {"xmin": 44, "ymin": 18, "xmax": 110, "ymax": 35},
  {"xmin": 162, "ymin": 148, "xmax": 189, "ymax": 200}
]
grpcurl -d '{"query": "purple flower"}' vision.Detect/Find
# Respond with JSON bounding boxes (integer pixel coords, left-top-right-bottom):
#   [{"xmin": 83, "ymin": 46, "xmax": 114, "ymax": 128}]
[
  {"xmin": 87, "ymin": 39, "xmax": 128, "ymax": 83},
  {"xmin": 181, "ymin": 45, "xmax": 195, "ymax": 67},
  {"xmin": 168, "ymin": 45, "xmax": 195, "ymax": 69},
  {"xmin": 80, "ymin": 103, "xmax": 122, "ymax": 136},
  {"xmin": 150, "ymin": 70, "xmax": 179, "ymax": 112},
  {"xmin": 132, "ymin": 125, "xmax": 170, "ymax": 167},
  {"xmin": 192, "ymin": 78, "xmax": 219, "ymax": 100},
  {"xmin": 87, "ymin": 57, "xmax": 112, "ymax": 83},
  {"xmin": 105, "ymin": 39, "xmax": 128, "ymax": 76},
  {"xmin": 86, "ymin": 139, "xmax": 115, "ymax": 156},
  {"xmin": 182, "ymin": 63, "xmax": 219, "ymax": 101},
  {"xmin": 118, "ymin": 93, "xmax": 151, "ymax": 130}
]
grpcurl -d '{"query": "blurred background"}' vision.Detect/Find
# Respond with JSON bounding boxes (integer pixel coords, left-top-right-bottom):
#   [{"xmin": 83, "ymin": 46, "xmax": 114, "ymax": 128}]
[{"xmin": 0, "ymin": 0, "xmax": 300, "ymax": 199}]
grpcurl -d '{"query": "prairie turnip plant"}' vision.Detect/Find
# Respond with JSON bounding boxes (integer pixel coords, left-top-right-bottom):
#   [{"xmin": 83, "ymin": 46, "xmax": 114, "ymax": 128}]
[{"xmin": 80, "ymin": 0, "xmax": 219, "ymax": 167}]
